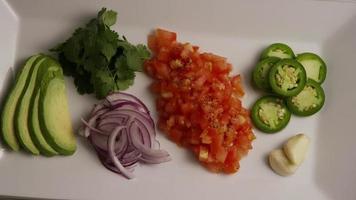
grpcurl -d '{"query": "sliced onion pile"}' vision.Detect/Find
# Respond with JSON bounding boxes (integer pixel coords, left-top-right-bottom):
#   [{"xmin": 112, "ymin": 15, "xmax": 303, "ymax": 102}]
[{"xmin": 81, "ymin": 92, "xmax": 171, "ymax": 179}]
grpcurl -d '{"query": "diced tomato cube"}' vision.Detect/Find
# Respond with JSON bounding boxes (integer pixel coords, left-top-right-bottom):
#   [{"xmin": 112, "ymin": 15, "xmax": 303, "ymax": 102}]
[
  {"xmin": 156, "ymin": 28, "xmax": 177, "ymax": 48},
  {"xmin": 145, "ymin": 28, "xmax": 254, "ymax": 174},
  {"xmin": 169, "ymin": 129, "xmax": 183, "ymax": 144},
  {"xmin": 147, "ymin": 34, "xmax": 158, "ymax": 53},
  {"xmin": 155, "ymin": 62, "xmax": 170, "ymax": 79}
]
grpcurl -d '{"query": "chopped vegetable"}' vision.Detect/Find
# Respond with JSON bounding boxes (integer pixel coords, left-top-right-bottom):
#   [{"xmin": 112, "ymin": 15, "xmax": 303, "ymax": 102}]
[
  {"xmin": 251, "ymin": 96, "xmax": 291, "ymax": 133},
  {"xmin": 269, "ymin": 59, "xmax": 306, "ymax": 97},
  {"xmin": 252, "ymin": 57, "xmax": 280, "ymax": 91},
  {"xmin": 51, "ymin": 8, "xmax": 150, "ymax": 99},
  {"xmin": 82, "ymin": 92, "xmax": 170, "ymax": 179},
  {"xmin": 296, "ymin": 52, "xmax": 327, "ymax": 84},
  {"xmin": 260, "ymin": 43, "xmax": 295, "ymax": 60},
  {"xmin": 252, "ymin": 44, "xmax": 327, "ymax": 132},
  {"xmin": 252, "ymin": 43, "xmax": 326, "ymax": 133},
  {"xmin": 286, "ymin": 79, "xmax": 325, "ymax": 116},
  {"xmin": 145, "ymin": 29, "xmax": 255, "ymax": 174}
]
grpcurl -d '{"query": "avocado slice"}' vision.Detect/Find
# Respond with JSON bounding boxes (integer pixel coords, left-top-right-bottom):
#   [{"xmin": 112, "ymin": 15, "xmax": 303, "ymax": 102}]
[
  {"xmin": 1, "ymin": 55, "xmax": 41, "ymax": 151},
  {"xmin": 30, "ymin": 91, "xmax": 57, "ymax": 156},
  {"xmin": 39, "ymin": 68, "xmax": 76, "ymax": 155},
  {"xmin": 15, "ymin": 56, "xmax": 49, "ymax": 155},
  {"xmin": 29, "ymin": 57, "xmax": 60, "ymax": 156}
]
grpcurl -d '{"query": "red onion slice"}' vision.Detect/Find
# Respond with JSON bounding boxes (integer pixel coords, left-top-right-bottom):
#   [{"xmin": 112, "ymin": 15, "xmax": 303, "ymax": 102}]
[
  {"xmin": 82, "ymin": 92, "xmax": 171, "ymax": 179},
  {"xmin": 108, "ymin": 126, "xmax": 135, "ymax": 179},
  {"xmin": 129, "ymin": 122, "xmax": 170, "ymax": 160},
  {"xmin": 109, "ymin": 101, "xmax": 149, "ymax": 115},
  {"xmin": 81, "ymin": 118, "xmax": 105, "ymax": 136},
  {"xmin": 106, "ymin": 92, "xmax": 150, "ymax": 113}
]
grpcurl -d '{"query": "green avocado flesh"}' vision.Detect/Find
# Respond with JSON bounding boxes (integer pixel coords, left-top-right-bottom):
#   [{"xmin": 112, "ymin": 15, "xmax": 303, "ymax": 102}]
[
  {"xmin": 29, "ymin": 58, "xmax": 61, "ymax": 156},
  {"xmin": 291, "ymin": 85, "xmax": 321, "ymax": 112},
  {"xmin": 30, "ymin": 91, "xmax": 58, "ymax": 156},
  {"xmin": 258, "ymin": 101, "xmax": 286, "ymax": 129},
  {"xmin": 39, "ymin": 73, "xmax": 76, "ymax": 155},
  {"xmin": 15, "ymin": 57, "xmax": 49, "ymax": 155},
  {"xmin": 1, "ymin": 55, "xmax": 41, "ymax": 151},
  {"xmin": 1, "ymin": 54, "xmax": 76, "ymax": 156}
]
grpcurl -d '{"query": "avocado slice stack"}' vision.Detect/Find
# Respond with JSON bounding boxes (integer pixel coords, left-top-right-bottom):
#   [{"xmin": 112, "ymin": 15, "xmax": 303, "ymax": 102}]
[{"xmin": 1, "ymin": 55, "xmax": 76, "ymax": 156}]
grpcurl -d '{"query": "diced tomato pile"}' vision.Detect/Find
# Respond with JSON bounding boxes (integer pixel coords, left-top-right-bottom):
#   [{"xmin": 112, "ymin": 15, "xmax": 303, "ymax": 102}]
[{"xmin": 145, "ymin": 29, "xmax": 255, "ymax": 173}]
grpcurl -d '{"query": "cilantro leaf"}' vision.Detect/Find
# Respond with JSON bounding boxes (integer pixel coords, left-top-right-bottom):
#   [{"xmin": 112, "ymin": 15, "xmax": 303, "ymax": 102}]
[
  {"xmin": 98, "ymin": 8, "xmax": 117, "ymax": 27},
  {"xmin": 117, "ymin": 40, "xmax": 151, "ymax": 71},
  {"xmin": 126, "ymin": 44, "xmax": 151, "ymax": 71},
  {"xmin": 91, "ymin": 69, "xmax": 116, "ymax": 99},
  {"xmin": 136, "ymin": 44, "xmax": 151, "ymax": 59},
  {"xmin": 102, "ymin": 28, "xmax": 119, "ymax": 43},
  {"xmin": 51, "ymin": 8, "xmax": 151, "ymax": 99},
  {"xmin": 83, "ymin": 55, "xmax": 107, "ymax": 72},
  {"xmin": 62, "ymin": 36, "xmax": 83, "ymax": 64},
  {"xmin": 57, "ymin": 53, "xmax": 77, "ymax": 76},
  {"xmin": 115, "ymin": 57, "xmax": 135, "ymax": 80},
  {"xmin": 116, "ymin": 78, "xmax": 134, "ymax": 90},
  {"xmin": 125, "ymin": 48, "xmax": 142, "ymax": 71},
  {"xmin": 74, "ymin": 71, "xmax": 94, "ymax": 94},
  {"xmin": 97, "ymin": 37, "xmax": 116, "ymax": 61}
]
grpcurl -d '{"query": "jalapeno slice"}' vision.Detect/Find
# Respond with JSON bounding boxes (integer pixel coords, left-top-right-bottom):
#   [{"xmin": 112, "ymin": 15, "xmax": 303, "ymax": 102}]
[
  {"xmin": 296, "ymin": 52, "xmax": 327, "ymax": 84},
  {"xmin": 252, "ymin": 57, "xmax": 280, "ymax": 91},
  {"xmin": 286, "ymin": 79, "xmax": 325, "ymax": 116},
  {"xmin": 269, "ymin": 59, "xmax": 306, "ymax": 97},
  {"xmin": 251, "ymin": 96, "xmax": 291, "ymax": 133},
  {"xmin": 260, "ymin": 43, "xmax": 295, "ymax": 60}
]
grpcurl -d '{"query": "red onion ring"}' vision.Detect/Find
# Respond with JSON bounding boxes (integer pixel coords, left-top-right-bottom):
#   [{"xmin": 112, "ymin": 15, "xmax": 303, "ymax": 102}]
[
  {"xmin": 108, "ymin": 126, "xmax": 134, "ymax": 179},
  {"xmin": 82, "ymin": 92, "xmax": 171, "ymax": 179},
  {"xmin": 106, "ymin": 92, "xmax": 150, "ymax": 113}
]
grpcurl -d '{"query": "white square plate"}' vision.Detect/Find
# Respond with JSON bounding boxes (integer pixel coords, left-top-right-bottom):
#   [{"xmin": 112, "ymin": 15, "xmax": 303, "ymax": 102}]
[{"xmin": 0, "ymin": 0, "xmax": 355, "ymax": 199}]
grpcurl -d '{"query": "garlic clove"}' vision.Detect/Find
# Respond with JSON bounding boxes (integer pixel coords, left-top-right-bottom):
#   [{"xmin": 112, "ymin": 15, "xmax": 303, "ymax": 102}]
[
  {"xmin": 283, "ymin": 134, "xmax": 310, "ymax": 165},
  {"xmin": 269, "ymin": 149, "xmax": 298, "ymax": 176}
]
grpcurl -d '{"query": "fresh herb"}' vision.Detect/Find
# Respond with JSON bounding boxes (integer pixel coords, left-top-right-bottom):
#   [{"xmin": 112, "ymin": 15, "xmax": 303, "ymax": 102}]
[{"xmin": 51, "ymin": 8, "xmax": 150, "ymax": 99}]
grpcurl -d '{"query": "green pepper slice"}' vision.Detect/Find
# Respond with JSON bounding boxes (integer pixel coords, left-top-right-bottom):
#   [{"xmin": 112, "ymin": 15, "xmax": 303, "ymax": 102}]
[
  {"xmin": 269, "ymin": 59, "xmax": 306, "ymax": 97},
  {"xmin": 251, "ymin": 96, "xmax": 291, "ymax": 133},
  {"xmin": 260, "ymin": 43, "xmax": 295, "ymax": 60},
  {"xmin": 286, "ymin": 79, "xmax": 325, "ymax": 116},
  {"xmin": 252, "ymin": 57, "xmax": 280, "ymax": 91},
  {"xmin": 296, "ymin": 52, "xmax": 327, "ymax": 84}
]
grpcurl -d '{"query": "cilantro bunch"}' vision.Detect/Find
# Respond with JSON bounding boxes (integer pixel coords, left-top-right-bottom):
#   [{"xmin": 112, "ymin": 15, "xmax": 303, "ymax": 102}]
[{"xmin": 51, "ymin": 8, "xmax": 150, "ymax": 99}]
